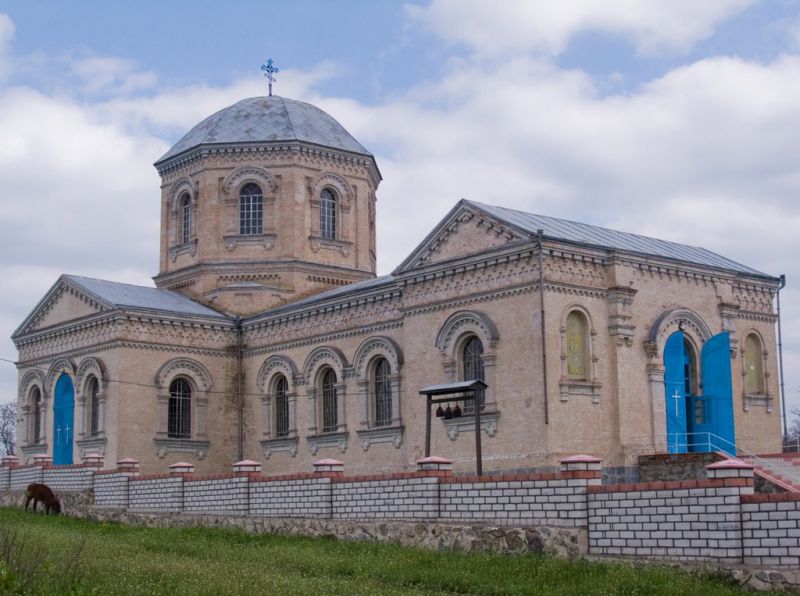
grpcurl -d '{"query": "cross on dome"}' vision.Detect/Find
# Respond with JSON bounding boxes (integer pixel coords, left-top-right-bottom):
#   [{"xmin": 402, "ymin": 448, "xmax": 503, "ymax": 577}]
[{"xmin": 261, "ymin": 58, "xmax": 279, "ymax": 96}]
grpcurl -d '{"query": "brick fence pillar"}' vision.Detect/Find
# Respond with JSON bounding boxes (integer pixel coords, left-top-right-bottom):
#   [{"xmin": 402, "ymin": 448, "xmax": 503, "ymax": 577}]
[
  {"xmin": 169, "ymin": 462, "xmax": 195, "ymax": 477},
  {"xmin": 116, "ymin": 458, "xmax": 140, "ymax": 477},
  {"xmin": 560, "ymin": 454, "xmax": 602, "ymax": 483},
  {"xmin": 232, "ymin": 459, "xmax": 262, "ymax": 476},
  {"xmin": 313, "ymin": 458, "xmax": 343, "ymax": 477},
  {"xmin": 705, "ymin": 458, "xmax": 754, "ymax": 494},
  {"xmin": 82, "ymin": 452, "xmax": 104, "ymax": 468},
  {"xmin": 32, "ymin": 454, "xmax": 52, "ymax": 468},
  {"xmin": 1, "ymin": 456, "xmax": 19, "ymax": 468},
  {"xmin": 416, "ymin": 456, "xmax": 454, "ymax": 475}
]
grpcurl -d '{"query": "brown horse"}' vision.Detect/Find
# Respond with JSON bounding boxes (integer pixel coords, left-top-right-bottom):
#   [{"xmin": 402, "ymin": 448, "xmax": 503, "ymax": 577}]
[{"xmin": 24, "ymin": 483, "xmax": 61, "ymax": 515}]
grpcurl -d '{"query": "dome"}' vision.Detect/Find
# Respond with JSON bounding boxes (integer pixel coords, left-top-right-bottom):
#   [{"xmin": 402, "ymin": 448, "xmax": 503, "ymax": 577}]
[{"xmin": 156, "ymin": 96, "xmax": 372, "ymax": 165}]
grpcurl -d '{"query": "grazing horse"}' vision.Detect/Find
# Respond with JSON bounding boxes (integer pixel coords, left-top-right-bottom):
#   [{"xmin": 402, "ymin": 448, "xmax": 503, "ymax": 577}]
[{"xmin": 24, "ymin": 483, "xmax": 61, "ymax": 515}]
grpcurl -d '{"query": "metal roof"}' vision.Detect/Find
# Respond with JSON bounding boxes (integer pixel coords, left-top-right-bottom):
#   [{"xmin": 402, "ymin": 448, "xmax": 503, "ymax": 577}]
[
  {"xmin": 466, "ymin": 200, "xmax": 769, "ymax": 277},
  {"xmin": 156, "ymin": 96, "xmax": 372, "ymax": 164},
  {"xmin": 65, "ymin": 275, "xmax": 229, "ymax": 319}
]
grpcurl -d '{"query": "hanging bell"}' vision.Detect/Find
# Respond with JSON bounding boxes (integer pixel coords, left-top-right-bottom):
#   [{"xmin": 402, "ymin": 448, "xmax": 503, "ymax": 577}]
[
  {"xmin": 444, "ymin": 404, "xmax": 453, "ymax": 419},
  {"xmin": 435, "ymin": 405, "xmax": 445, "ymax": 418},
  {"xmin": 453, "ymin": 404, "xmax": 462, "ymax": 418}
]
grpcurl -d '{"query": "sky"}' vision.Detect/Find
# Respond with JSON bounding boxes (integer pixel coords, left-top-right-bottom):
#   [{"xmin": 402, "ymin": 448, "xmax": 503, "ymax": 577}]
[{"xmin": 1, "ymin": 0, "xmax": 800, "ymax": 437}]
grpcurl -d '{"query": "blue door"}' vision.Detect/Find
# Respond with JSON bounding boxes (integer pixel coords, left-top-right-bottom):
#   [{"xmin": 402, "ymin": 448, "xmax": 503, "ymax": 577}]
[
  {"xmin": 53, "ymin": 374, "xmax": 74, "ymax": 465},
  {"xmin": 663, "ymin": 331, "xmax": 688, "ymax": 453},
  {"xmin": 699, "ymin": 332, "xmax": 736, "ymax": 454}
]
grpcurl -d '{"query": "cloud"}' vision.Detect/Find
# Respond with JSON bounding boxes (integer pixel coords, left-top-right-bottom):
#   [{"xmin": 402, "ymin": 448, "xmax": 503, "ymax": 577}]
[
  {"xmin": 0, "ymin": 13, "xmax": 15, "ymax": 79},
  {"xmin": 68, "ymin": 56, "xmax": 158, "ymax": 96},
  {"xmin": 407, "ymin": 0, "xmax": 756, "ymax": 56}
]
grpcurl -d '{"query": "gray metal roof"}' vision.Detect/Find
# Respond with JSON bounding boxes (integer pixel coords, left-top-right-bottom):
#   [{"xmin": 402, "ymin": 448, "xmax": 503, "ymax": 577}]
[
  {"xmin": 466, "ymin": 200, "xmax": 770, "ymax": 277},
  {"xmin": 65, "ymin": 275, "xmax": 229, "ymax": 319},
  {"xmin": 244, "ymin": 274, "xmax": 395, "ymax": 323},
  {"xmin": 157, "ymin": 96, "xmax": 372, "ymax": 164}
]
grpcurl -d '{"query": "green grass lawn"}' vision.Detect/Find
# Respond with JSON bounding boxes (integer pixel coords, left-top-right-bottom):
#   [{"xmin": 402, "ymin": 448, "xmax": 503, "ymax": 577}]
[{"xmin": 0, "ymin": 507, "xmax": 749, "ymax": 595}]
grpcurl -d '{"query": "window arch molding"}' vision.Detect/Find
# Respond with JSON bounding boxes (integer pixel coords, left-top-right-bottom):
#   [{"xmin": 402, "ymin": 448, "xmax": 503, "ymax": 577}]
[
  {"xmin": 222, "ymin": 165, "xmax": 277, "ymax": 196},
  {"xmin": 153, "ymin": 358, "xmax": 211, "ymax": 457},
  {"xmin": 353, "ymin": 337, "xmax": 404, "ymax": 443},
  {"xmin": 167, "ymin": 177, "xmax": 198, "ymax": 250},
  {"xmin": 559, "ymin": 305, "xmax": 601, "ymax": 402},
  {"xmin": 256, "ymin": 356, "xmax": 300, "ymax": 456},
  {"xmin": 44, "ymin": 358, "xmax": 76, "ymax": 399},
  {"xmin": 75, "ymin": 357, "xmax": 107, "ymax": 442},
  {"xmin": 435, "ymin": 310, "xmax": 499, "ymax": 414},
  {"xmin": 645, "ymin": 308, "xmax": 713, "ymax": 361},
  {"xmin": 221, "ymin": 166, "xmax": 278, "ymax": 248},
  {"xmin": 309, "ymin": 172, "xmax": 353, "ymax": 248},
  {"xmin": 303, "ymin": 347, "xmax": 348, "ymax": 450},
  {"xmin": 18, "ymin": 369, "xmax": 45, "ymax": 448}
]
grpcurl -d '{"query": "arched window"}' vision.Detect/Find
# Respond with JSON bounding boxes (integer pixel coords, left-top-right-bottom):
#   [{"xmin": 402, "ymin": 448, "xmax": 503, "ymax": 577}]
[
  {"xmin": 180, "ymin": 193, "xmax": 192, "ymax": 244},
  {"xmin": 566, "ymin": 311, "xmax": 589, "ymax": 381},
  {"xmin": 31, "ymin": 387, "xmax": 42, "ymax": 444},
  {"xmin": 461, "ymin": 336, "xmax": 485, "ymax": 413},
  {"xmin": 320, "ymin": 368, "xmax": 338, "ymax": 433},
  {"xmin": 373, "ymin": 357, "xmax": 392, "ymax": 427},
  {"xmin": 168, "ymin": 378, "xmax": 191, "ymax": 439},
  {"xmin": 745, "ymin": 333, "xmax": 766, "ymax": 395},
  {"xmin": 239, "ymin": 183, "xmax": 263, "ymax": 235},
  {"xmin": 320, "ymin": 188, "xmax": 337, "ymax": 240},
  {"xmin": 87, "ymin": 377, "xmax": 100, "ymax": 437},
  {"xmin": 274, "ymin": 374, "xmax": 289, "ymax": 438}
]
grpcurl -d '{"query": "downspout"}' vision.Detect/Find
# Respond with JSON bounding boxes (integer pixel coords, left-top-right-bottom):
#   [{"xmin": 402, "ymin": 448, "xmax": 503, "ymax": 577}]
[
  {"xmin": 538, "ymin": 230, "xmax": 549, "ymax": 425},
  {"xmin": 235, "ymin": 316, "xmax": 244, "ymax": 461},
  {"xmin": 777, "ymin": 274, "xmax": 787, "ymax": 439}
]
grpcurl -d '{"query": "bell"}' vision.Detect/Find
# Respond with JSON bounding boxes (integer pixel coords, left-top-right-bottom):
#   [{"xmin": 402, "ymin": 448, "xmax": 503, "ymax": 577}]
[
  {"xmin": 444, "ymin": 404, "xmax": 453, "ymax": 419},
  {"xmin": 435, "ymin": 405, "xmax": 445, "ymax": 417},
  {"xmin": 453, "ymin": 404, "xmax": 462, "ymax": 418}
]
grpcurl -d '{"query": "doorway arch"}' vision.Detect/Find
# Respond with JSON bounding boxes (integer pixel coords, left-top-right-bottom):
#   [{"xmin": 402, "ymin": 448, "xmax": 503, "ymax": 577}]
[{"xmin": 53, "ymin": 373, "xmax": 74, "ymax": 465}]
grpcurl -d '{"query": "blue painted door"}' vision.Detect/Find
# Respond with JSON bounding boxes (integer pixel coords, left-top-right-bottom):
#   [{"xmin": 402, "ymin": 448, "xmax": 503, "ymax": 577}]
[
  {"xmin": 53, "ymin": 374, "xmax": 74, "ymax": 465},
  {"xmin": 663, "ymin": 331, "xmax": 688, "ymax": 453},
  {"xmin": 699, "ymin": 332, "xmax": 736, "ymax": 454}
]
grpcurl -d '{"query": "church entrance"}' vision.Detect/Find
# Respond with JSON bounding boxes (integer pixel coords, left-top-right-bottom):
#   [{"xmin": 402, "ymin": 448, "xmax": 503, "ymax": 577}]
[
  {"xmin": 663, "ymin": 331, "xmax": 736, "ymax": 454},
  {"xmin": 53, "ymin": 373, "xmax": 74, "ymax": 465}
]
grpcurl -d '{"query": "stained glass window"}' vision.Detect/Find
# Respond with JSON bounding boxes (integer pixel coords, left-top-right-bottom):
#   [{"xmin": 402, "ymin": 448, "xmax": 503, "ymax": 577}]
[
  {"xmin": 566, "ymin": 311, "xmax": 588, "ymax": 380},
  {"xmin": 239, "ymin": 183, "xmax": 263, "ymax": 235}
]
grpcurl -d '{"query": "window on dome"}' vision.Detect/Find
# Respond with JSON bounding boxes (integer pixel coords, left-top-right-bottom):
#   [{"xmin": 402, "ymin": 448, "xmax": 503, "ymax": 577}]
[
  {"xmin": 181, "ymin": 193, "xmax": 192, "ymax": 244},
  {"xmin": 239, "ymin": 183, "xmax": 263, "ymax": 235},
  {"xmin": 320, "ymin": 188, "xmax": 337, "ymax": 240}
]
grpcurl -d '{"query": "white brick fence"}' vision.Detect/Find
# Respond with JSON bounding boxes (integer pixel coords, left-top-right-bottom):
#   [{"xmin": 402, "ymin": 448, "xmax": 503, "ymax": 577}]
[{"xmin": 3, "ymin": 453, "xmax": 799, "ymax": 569}]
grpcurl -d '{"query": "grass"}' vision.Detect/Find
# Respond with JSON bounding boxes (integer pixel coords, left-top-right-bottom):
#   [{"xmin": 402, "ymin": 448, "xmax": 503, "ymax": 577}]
[{"xmin": 0, "ymin": 507, "xmax": 751, "ymax": 595}]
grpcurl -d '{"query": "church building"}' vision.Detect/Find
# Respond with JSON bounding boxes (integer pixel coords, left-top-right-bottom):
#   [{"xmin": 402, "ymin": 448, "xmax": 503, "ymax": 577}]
[{"xmin": 12, "ymin": 93, "xmax": 783, "ymax": 476}]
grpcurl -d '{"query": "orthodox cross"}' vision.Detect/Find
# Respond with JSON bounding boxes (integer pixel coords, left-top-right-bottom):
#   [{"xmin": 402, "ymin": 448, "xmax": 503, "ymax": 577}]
[
  {"xmin": 65, "ymin": 423, "xmax": 71, "ymax": 439},
  {"xmin": 671, "ymin": 389, "xmax": 681, "ymax": 417},
  {"xmin": 55, "ymin": 425, "xmax": 61, "ymax": 446},
  {"xmin": 261, "ymin": 58, "xmax": 279, "ymax": 96}
]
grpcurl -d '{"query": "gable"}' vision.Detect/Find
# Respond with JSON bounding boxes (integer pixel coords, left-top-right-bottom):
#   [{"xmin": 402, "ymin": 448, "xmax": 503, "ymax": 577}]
[
  {"xmin": 17, "ymin": 280, "xmax": 108, "ymax": 336},
  {"xmin": 395, "ymin": 203, "xmax": 532, "ymax": 273}
]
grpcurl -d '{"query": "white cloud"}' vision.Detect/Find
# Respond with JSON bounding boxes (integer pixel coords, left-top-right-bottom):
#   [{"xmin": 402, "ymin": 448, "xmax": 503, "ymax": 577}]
[
  {"xmin": 0, "ymin": 13, "xmax": 15, "ymax": 80},
  {"xmin": 407, "ymin": 0, "xmax": 756, "ymax": 56},
  {"xmin": 68, "ymin": 56, "xmax": 158, "ymax": 96}
]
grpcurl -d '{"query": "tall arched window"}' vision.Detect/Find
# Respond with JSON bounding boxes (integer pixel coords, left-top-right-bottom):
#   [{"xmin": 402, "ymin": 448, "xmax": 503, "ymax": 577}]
[
  {"xmin": 87, "ymin": 377, "xmax": 100, "ymax": 437},
  {"xmin": 274, "ymin": 374, "xmax": 289, "ymax": 438},
  {"xmin": 31, "ymin": 387, "xmax": 42, "ymax": 443},
  {"xmin": 181, "ymin": 193, "xmax": 192, "ymax": 244},
  {"xmin": 168, "ymin": 378, "xmax": 191, "ymax": 439},
  {"xmin": 461, "ymin": 336, "xmax": 485, "ymax": 413},
  {"xmin": 373, "ymin": 357, "xmax": 392, "ymax": 426},
  {"xmin": 239, "ymin": 183, "xmax": 263, "ymax": 235},
  {"xmin": 745, "ymin": 333, "xmax": 766, "ymax": 395},
  {"xmin": 320, "ymin": 188, "xmax": 337, "ymax": 240},
  {"xmin": 566, "ymin": 311, "xmax": 589, "ymax": 381},
  {"xmin": 320, "ymin": 368, "xmax": 337, "ymax": 433}
]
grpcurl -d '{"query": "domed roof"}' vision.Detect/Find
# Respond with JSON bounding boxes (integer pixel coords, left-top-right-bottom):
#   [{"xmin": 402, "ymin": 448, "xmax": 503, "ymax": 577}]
[{"xmin": 156, "ymin": 96, "xmax": 372, "ymax": 165}]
